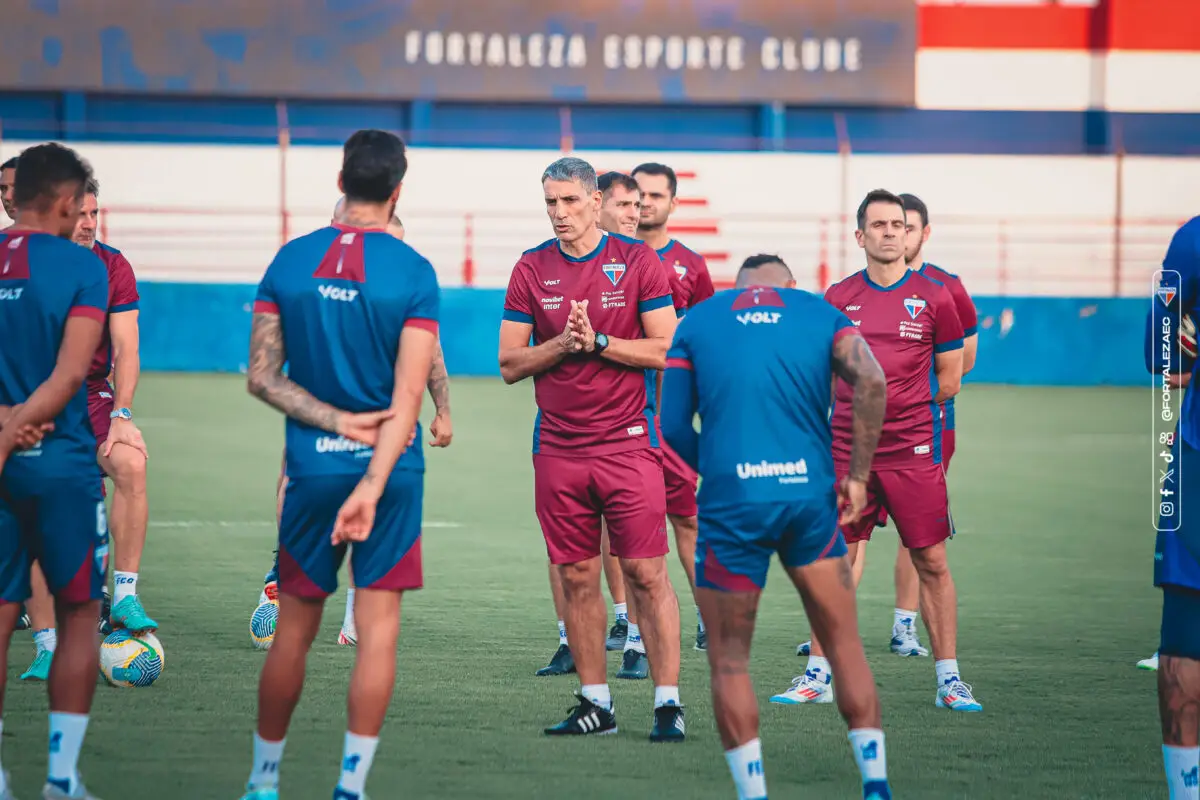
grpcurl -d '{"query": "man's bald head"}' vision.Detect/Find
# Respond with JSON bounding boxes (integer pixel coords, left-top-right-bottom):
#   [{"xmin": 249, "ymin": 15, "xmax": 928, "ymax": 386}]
[{"xmin": 735, "ymin": 254, "xmax": 795, "ymax": 289}]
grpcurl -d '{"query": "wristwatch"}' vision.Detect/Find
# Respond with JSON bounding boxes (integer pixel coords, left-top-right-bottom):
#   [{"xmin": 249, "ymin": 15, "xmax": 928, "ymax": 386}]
[
  {"xmin": 110, "ymin": 407, "xmax": 133, "ymax": 422},
  {"xmin": 594, "ymin": 332, "xmax": 609, "ymax": 355}
]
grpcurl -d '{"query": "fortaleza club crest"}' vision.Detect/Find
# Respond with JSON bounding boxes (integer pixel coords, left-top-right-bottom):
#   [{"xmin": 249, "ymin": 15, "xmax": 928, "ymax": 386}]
[
  {"xmin": 903, "ymin": 296, "xmax": 927, "ymax": 320},
  {"xmin": 1158, "ymin": 286, "xmax": 1178, "ymax": 306},
  {"xmin": 674, "ymin": 262, "xmax": 687, "ymax": 279},
  {"xmin": 603, "ymin": 259, "xmax": 626, "ymax": 286}
]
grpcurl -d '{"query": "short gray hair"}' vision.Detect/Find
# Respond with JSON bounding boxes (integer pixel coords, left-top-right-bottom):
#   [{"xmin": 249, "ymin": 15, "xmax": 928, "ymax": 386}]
[{"xmin": 541, "ymin": 157, "xmax": 597, "ymax": 194}]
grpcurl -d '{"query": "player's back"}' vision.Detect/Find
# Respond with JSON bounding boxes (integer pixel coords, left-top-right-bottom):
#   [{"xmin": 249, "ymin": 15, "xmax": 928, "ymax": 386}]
[
  {"xmin": 0, "ymin": 231, "xmax": 109, "ymax": 477},
  {"xmin": 255, "ymin": 224, "xmax": 439, "ymax": 477},
  {"xmin": 677, "ymin": 286, "xmax": 847, "ymax": 509}
]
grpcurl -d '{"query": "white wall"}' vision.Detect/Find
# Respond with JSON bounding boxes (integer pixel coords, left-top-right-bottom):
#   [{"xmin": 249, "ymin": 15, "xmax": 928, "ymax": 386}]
[{"xmin": 3, "ymin": 140, "xmax": 1193, "ymax": 297}]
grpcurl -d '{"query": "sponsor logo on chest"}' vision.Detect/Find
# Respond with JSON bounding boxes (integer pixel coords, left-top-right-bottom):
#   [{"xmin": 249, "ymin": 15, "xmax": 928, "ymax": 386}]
[
  {"xmin": 0, "ymin": 287, "xmax": 23, "ymax": 300},
  {"xmin": 736, "ymin": 459, "xmax": 808, "ymax": 483},
  {"xmin": 318, "ymin": 284, "xmax": 359, "ymax": 303},
  {"xmin": 737, "ymin": 310, "xmax": 781, "ymax": 325},
  {"xmin": 315, "ymin": 435, "xmax": 373, "ymax": 456},
  {"xmin": 898, "ymin": 295, "xmax": 927, "ymax": 341}
]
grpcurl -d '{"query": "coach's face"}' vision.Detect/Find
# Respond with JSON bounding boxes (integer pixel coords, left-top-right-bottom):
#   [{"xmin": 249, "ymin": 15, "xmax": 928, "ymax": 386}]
[
  {"xmin": 599, "ymin": 185, "xmax": 640, "ymax": 237},
  {"xmin": 903, "ymin": 209, "xmax": 930, "ymax": 266},
  {"xmin": 856, "ymin": 201, "xmax": 905, "ymax": 265},
  {"xmin": 0, "ymin": 167, "xmax": 14, "ymax": 219},
  {"xmin": 544, "ymin": 178, "xmax": 601, "ymax": 245},
  {"xmin": 73, "ymin": 192, "xmax": 99, "ymax": 248}
]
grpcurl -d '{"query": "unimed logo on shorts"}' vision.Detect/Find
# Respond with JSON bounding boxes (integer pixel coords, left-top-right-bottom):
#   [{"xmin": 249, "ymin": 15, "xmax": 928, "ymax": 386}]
[
  {"xmin": 736, "ymin": 459, "xmax": 808, "ymax": 483},
  {"xmin": 315, "ymin": 436, "xmax": 373, "ymax": 457}
]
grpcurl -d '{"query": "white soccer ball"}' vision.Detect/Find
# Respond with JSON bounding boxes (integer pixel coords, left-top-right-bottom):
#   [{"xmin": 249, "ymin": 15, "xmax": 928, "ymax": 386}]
[
  {"xmin": 250, "ymin": 600, "xmax": 278, "ymax": 650},
  {"xmin": 100, "ymin": 630, "xmax": 165, "ymax": 688}
]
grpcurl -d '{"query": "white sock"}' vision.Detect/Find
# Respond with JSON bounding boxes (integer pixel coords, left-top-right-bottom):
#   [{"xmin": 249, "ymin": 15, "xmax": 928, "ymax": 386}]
[
  {"xmin": 849, "ymin": 728, "xmax": 888, "ymax": 784},
  {"xmin": 34, "ymin": 628, "xmax": 57, "ymax": 654},
  {"xmin": 623, "ymin": 622, "xmax": 645, "ymax": 654},
  {"xmin": 725, "ymin": 738, "xmax": 767, "ymax": 800},
  {"xmin": 653, "ymin": 685, "xmax": 681, "ymax": 708},
  {"xmin": 47, "ymin": 712, "xmax": 89, "ymax": 792},
  {"xmin": 894, "ymin": 608, "xmax": 918, "ymax": 630},
  {"xmin": 580, "ymin": 683, "xmax": 612, "ymax": 711},
  {"xmin": 249, "ymin": 733, "xmax": 286, "ymax": 789},
  {"xmin": 805, "ymin": 655, "xmax": 832, "ymax": 682},
  {"xmin": 1164, "ymin": 745, "xmax": 1200, "ymax": 799},
  {"xmin": 336, "ymin": 732, "xmax": 379, "ymax": 795},
  {"xmin": 557, "ymin": 620, "xmax": 568, "ymax": 647},
  {"xmin": 935, "ymin": 658, "xmax": 961, "ymax": 687},
  {"xmin": 696, "ymin": 605, "xmax": 706, "ymax": 634},
  {"xmin": 613, "ymin": 602, "xmax": 628, "ymax": 623},
  {"xmin": 342, "ymin": 589, "xmax": 357, "ymax": 635},
  {"xmin": 113, "ymin": 571, "xmax": 138, "ymax": 604}
]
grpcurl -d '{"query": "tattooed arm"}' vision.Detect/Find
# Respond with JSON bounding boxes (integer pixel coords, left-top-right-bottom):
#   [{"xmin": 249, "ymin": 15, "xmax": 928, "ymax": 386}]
[
  {"xmin": 831, "ymin": 330, "xmax": 887, "ymax": 483},
  {"xmin": 427, "ymin": 340, "xmax": 450, "ymax": 413},
  {"xmin": 246, "ymin": 311, "xmax": 361, "ymax": 436}
]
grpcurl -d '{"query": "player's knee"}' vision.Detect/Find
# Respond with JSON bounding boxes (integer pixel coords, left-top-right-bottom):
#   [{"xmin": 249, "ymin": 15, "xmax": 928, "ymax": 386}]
[
  {"xmin": 910, "ymin": 543, "xmax": 949, "ymax": 580},
  {"xmin": 557, "ymin": 561, "xmax": 600, "ymax": 597},
  {"xmin": 620, "ymin": 557, "xmax": 667, "ymax": 595},
  {"xmin": 109, "ymin": 446, "xmax": 147, "ymax": 489}
]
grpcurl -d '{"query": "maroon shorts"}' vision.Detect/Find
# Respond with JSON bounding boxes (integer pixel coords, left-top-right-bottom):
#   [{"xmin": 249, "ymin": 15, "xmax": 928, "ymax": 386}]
[
  {"xmin": 87, "ymin": 380, "xmax": 113, "ymax": 447},
  {"xmin": 838, "ymin": 462, "xmax": 953, "ymax": 550},
  {"xmin": 534, "ymin": 449, "xmax": 669, "ymax": 565},
  {"xmin": 877, "ymin": 428, "xmax": 956, "ymax": 529}
]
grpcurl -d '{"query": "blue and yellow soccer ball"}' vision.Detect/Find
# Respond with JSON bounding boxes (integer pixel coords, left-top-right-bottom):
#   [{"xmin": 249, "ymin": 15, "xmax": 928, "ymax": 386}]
[
  {"xmin": 250, "ymin": 600, "xmax": 278, "ymax": 650},
  {"xmin": 100, "ymin": 629, "xmax": 165, "ymax": 688}
]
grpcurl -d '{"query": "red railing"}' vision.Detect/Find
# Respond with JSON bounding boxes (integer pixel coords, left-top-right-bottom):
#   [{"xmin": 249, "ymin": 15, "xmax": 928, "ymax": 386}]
[{"xmin": 94, "ymin": 203, "xmax": 1183, "ymax": 298}]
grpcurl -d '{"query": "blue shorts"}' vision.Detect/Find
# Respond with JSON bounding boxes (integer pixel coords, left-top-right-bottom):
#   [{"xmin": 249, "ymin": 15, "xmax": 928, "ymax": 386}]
[
  {"xmin": 694, "ymin": 499, "xmax": 847, "ymax": 592},
  {"xmin": 278, "ymin": 472, "xmax": 424, "ymax": 599},
  {"xmin": 0, "ymin": 473, "xmax": 108, "ymax": 604},
  {"xmin": 1161, "ymin": 587, "xmax": 1200, "ymax": 660}
]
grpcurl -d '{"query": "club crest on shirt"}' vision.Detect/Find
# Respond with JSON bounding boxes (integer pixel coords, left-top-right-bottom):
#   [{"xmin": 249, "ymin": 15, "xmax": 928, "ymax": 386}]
[
  {"xmin": 903, "ymin": 296, "xmax": 927, "ymax": 320},
  {"xmin": 674, "ymin": 262, "xmax": 687, "ymax": 279},
  {"xmin": 1158, "ymin": 286, "xmax": 1178, "ymax": 306},
  {"xmin": 603, "ymin": 259, "xmax": 626, "ymax": 287}
]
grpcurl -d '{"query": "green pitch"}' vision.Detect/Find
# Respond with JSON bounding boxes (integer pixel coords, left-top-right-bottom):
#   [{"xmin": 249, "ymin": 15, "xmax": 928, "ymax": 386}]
[{"xmin": 4, "ymin": 376, "xmax": 1162, "ymax": 799}]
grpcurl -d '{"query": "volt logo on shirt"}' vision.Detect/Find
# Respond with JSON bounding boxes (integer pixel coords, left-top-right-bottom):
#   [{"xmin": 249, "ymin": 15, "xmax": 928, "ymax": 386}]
[
  {"xmin": 319, "ymin": 284, "xmax": 359, "ymax": 302},
  {"xmin": 737, "ymin": 311, "xmax": 781, "ymax": 325},
  {"xmin": 0, "ymin": 287, "xmax": 23, "ymax": 300}
]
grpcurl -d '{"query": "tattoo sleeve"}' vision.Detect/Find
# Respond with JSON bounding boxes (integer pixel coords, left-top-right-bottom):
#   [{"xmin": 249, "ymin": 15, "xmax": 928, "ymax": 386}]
[
  {"xmin": 831, "ymin": 332, "xmax": 887, "ymax": 483},
  {"xmin": 246, "ymin": 311, "xmax": 344, "ymax": 434},
  {"xmin": 427, "ymin": 341, "xmax": 450, "ymax": 412}
]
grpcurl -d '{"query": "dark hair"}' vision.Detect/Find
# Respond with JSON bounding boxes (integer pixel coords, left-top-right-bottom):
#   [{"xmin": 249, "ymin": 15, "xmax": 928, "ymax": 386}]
[
  {"xmin": 739, "ymin": 253, "xmax": 792, "ymax": 278},
  {"xmin": 631, "ymin": 162, "xmax": 677, "ymax": 197},
  {"xmin": 341, "ymin": 129, "xmax": 408, "ymax": 204},
  {"xmin": 899, "ymin": 193, "xmax": 929, "ymax": 228},
  {"xmin": 598, "ymin": 171, "xmax": 639, "ymax": 197},
  {"xmin": 85, "ymin": 177, "xmax": 100, "ymax": 198},
  {"xmin": 12, "ymin": 143, "xmax": 92, "ymax": 211},
  {"xmin": 856, "ymin": 189, "xmax": 905, "ymax": 231},
  {"xmin": 1, "ymin": 157, "xmax": 17, "ymax": 171}
]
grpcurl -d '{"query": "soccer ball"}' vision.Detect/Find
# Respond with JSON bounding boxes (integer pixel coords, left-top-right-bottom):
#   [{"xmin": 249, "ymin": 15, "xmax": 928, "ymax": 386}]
[
  {"xmin": 250, "ymin": 600, "xmax": 278, "ymax": 650},
  {"xmin": 100, "ymin": 629, "xmax": 165, "ymax": 688}
]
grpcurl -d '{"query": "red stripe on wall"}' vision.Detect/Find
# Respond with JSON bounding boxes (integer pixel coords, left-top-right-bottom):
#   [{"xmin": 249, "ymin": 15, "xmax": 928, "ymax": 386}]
[{"xmin": 1108, "ymin": 0, "xmax": 1200, "ymax": 50}]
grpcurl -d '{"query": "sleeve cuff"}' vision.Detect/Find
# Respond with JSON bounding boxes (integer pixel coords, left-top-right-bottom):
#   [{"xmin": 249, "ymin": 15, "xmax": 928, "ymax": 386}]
[
  {"xmin": 502, "ymin": 308, "xmax": 534, "ymax": 324},
  {"xmin": 253, "ymin": 300, "xmax": 279, "ymax": 314},
  {"xmin": 934, "ymin": 337, "xmax": 964, "ymax": 353},
  {"xmin": 638, "ymin": 294, "xmax": 673, "ymax": 313},
  {"xmin": 68, "ymin": 305, "xmax": 106, "ymax": 322},
  {"xmin": 110, "ymin": 301, "xmax": 139, "ymax": 313},
  {"xmin": 962, "ymin": 325, "xmax": 978, "ymax": 337},
  {"xmin": 833, "ymin": 326, "xmax": 858, "ymax": 344},
  {"xmin": 665, "ymin": 357, "xmax": 693, "ymax": 371},
  {"xmin": 405, "ymin": 318, "xmax": 439, "ymax": 334}
]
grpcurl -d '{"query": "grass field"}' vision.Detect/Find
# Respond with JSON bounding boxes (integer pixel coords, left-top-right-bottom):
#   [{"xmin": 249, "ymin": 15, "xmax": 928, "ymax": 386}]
[{"xmin": 2, "ymin": 376, "xmax": 1164, "ymax": 799}]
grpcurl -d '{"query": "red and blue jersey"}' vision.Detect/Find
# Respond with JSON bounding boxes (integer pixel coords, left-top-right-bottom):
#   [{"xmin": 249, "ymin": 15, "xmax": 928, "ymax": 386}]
[
  {"xmin": 918, "ymin": 262, "xmax": 976, "ymax": 432},
  {"xmin": 825, "ymin": 269, "xmax": 964, "ymax": 470},
  {"xmin": 0, "ymin": 231, "xmax": 108, "ymax": 478},
  {"xmin": 254, "ymin": 224, "xmax": 440, "ymax": 478},
  {"xmin": 87, "ymin": 241, "xmax": 139, "ymax": 383},
  {"xmin": 503, "ymin": 232, "xmax": 674, "ymax": 456},
  {"xmin": 1147, "ymin": 215, "xmax": 1200, "ymax": 591},
  {"xmin": 661, "ymin": 286, "xmax": 853, "ymax": 509},
  {"xmin": 655, "ymin": 239, "xmax": 715, "ymax": 310}
]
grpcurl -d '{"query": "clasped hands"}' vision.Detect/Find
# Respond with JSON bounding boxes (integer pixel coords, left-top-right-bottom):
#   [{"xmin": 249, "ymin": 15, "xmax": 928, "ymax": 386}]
[{"xmin": 558, "ymin": 299, "xmax": 598, "ymax": 355}]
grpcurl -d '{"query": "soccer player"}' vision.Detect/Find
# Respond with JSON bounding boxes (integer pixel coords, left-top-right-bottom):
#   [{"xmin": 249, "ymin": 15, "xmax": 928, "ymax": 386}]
[
  {"xmin": 0, "ymin": 156, "xmax": 16, "ymax": 220},
  {"xmin": 0, "ymin": 142, "xmax": 109, "ymax": 800},
  {"xmin": 500, "ymin": 156, "xmax": 685, "ymax": 740},
  {"xmin": 258, "ymin": 208, "xmax": 452, "ymax": 648},
  {"xmin": 536, "ymin": 171, "xmax": 644, "ymax": 678},
  {"xmin": 634, "ymin": 161, "xmax": 715, "ymax": 651},
  {"xmin": 1146, "ymin": 216, "xmax": 1200, "ymax": 800},
  {"xmin": 772, "ymin": 189, "xmax": 982, "ymax": 713},
  {"xmin": 662, "ymin": 254, "xmax": 892, "ymax": 800},
  {"xmin": 239, "ymin": 130, "xmax": 439, "ymax": 800}
]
